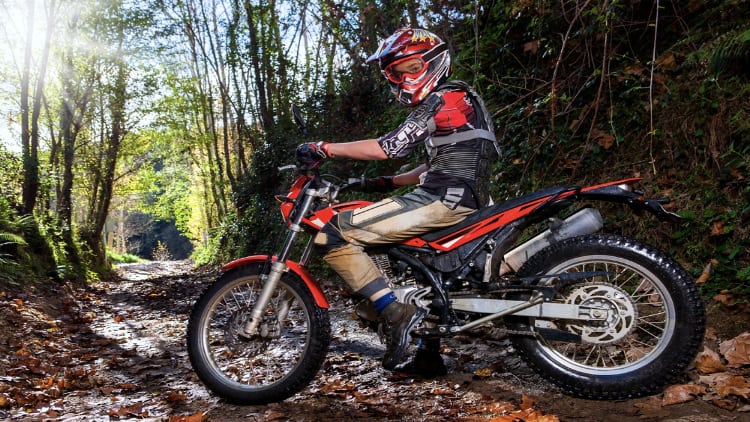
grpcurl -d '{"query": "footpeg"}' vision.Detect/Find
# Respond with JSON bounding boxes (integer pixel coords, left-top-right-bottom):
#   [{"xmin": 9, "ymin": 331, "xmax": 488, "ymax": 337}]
[{"xmin": 412, "ymin": 325, "xmax": 452, "ymax": 338}]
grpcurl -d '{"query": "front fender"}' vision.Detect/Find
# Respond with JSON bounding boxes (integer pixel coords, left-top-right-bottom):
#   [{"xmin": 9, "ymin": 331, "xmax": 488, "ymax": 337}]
[{"xmin": 222, "ymin": 255, "xmax": 329, "ymax": 309}]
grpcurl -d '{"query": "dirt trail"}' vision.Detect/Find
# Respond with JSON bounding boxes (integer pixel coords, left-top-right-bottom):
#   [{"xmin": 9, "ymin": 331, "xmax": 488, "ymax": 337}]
[{"xmin": 0, "ymin": 261, "xmax": 746, "ymax": 421}]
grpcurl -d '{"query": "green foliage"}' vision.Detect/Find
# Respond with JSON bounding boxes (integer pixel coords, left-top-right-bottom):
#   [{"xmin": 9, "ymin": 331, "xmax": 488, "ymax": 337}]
[
  {"xmin": 107, "ymin": 251, "xmax": 145, "ymax": 264},
  {"xmin": 0, "ymin": 230, "xmax": 27, "ymax": 283},
  {"xmin": 710, "ymin": 28, "xmax": 750, "ymax": 75},
  {"xmin": 0, "ymin": 147, "xmax": 22, "ymax": 205},
  {"xmin": 191, "ymin": 234, "xmax": 221, "ymax": 267},
  {"xmin": 2, "ymin": 0, "xmax": 748, "ymax": 298},
  {"xmin": 152, "ymin": 240, "xmax": 172, "ymax": 261},
  {"xmin": 0, "ymin": 194, "xmax": 44, "ymax": 283}
]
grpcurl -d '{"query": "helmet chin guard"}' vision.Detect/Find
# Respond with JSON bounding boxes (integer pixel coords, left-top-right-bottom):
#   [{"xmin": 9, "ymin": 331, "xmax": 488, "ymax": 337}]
[{"xmin": 367, "ymin": 28, "xmax": 452, "ymax": 106}]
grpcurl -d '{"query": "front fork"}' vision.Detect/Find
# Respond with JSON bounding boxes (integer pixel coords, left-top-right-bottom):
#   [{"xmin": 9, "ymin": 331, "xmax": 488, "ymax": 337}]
[
  {"xmin": 242, "ymin": 190, "xmax": 318, "ymax": 337},
  {"xmin": 242, "ymin": 260, "xmax": 288, "ymax": 337}
]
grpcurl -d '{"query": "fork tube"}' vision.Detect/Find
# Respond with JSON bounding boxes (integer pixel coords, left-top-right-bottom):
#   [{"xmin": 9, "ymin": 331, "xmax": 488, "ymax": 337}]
[
  {"xmin": 244, "ymin": 190, "xmax": 316, "ymax": 335},
  {"xmin": 298, "ymin": 236, "xmax": 315, "ymax": 266},
  {"xmin": 244, "ymin": 260, "xmax": 288, "ymax": 334},
  {"xmin": 276, "ymin": 192, "xmax": 315, "ymax": 261}
]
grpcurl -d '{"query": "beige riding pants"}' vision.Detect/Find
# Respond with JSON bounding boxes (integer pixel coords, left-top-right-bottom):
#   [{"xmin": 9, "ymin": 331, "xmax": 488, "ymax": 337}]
[{"xmin": 313, "ymin": 189, "xmax": 474, "ymax": 300}]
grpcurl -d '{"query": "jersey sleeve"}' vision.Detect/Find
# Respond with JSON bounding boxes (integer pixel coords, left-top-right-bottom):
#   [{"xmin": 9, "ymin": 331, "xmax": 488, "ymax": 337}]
[{"xmin": 377, "ymin": 93, "xmax": 444, "ymax": 158}]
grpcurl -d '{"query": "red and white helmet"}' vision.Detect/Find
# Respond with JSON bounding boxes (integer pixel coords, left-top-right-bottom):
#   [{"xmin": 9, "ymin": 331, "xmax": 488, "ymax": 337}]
[{"xmin": 366, "ymin": 28, "xmax": 451, "ymax": 106}]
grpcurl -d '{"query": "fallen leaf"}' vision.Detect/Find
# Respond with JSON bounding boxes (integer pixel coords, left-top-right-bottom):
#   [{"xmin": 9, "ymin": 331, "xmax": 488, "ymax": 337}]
[
  {"xmin": 108, "ymin": 402, "xmax": 146, "ymax": 418},
  {"xmin": 519, "ymin": 394, "xmax": 536, "ymax": 410},
  {"xmin": 655, "ymin": 52, "xmax": 676, "ymax": 70},
  {"xmin": 473, "ymin": 367, "xmax": 492, "ymax": 378},
  {"xmin": 166, "ymin": 390, "xmax": 187, "ymax": 402},
  {"xmin": 263, "ymin": 409, "xmax": 289, "ymax": 421},
  {"xmin": 479, "ymin": 401, "xmax": 516, "ymax": 414},
  {"xmin": 595, "ymin": 132, "xmax": 615, "ymax": 150},
  {"xmin": 353, "ymin": 392, "xmax": 384, "ymax": 405},
  {"xmin": 523, "ymin": 40, "xmax": 540, "ymax": 54},
  {"xmin": 714, "ymin": 376, "xmax": 750, "ymax": 399},
  {"xmin": 116, "ymin": 382, "xmax": 139, "ymax": 391},
  {"xmin": 490, "ymin": 407, "xmax": 559, "ymax": 422},
  {"xmin": 719, "ymin": 332, "xmax": 750, "ymax": 367},
  {"xmin": 713, "ymin": 293, "xmax": 735, "ymax": 306},
  {"xmin": 695, "ymin": 259, "xmax": 719, "ymax": 285},
  {"xmin": 661, "ymin": 384, "xmax": 706, "ymax": 406},
  {"xmin": 169, "ymin": 412, "xmax": 205, "ymax": 422},
  {"xmin": 698, "ymin": 371, "xmax": 732, "ymax": 385},
  {"xmin": 729, "ymin": 168, "xmax": 745, "ymax": 181},
  {"xmin": 710, "ymin": 398, "xmax": 737, "ymax": 410},
  {"xmin": 710, "ymin": 221, "xmax": 725, "ymax": 236},
  {"xmin": 694, "ymin": 346, "xmax": 726, "ymax": 374},
  {"xmin": 318, "ymin": 378, "xmax": 356, "ymax": 395},
  {"xmin": 705, "ymin": 327, "xmax": 718, "ymax": 341},
  {"xmin": 623, "ymin": 64, "xmax": 644, "ymax": 78}
]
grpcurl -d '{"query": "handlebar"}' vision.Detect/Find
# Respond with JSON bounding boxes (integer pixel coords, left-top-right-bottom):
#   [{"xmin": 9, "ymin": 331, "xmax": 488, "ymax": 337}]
[{"xmin": 277, "ymin": 163, "xmax": 369, "ymax": 201}]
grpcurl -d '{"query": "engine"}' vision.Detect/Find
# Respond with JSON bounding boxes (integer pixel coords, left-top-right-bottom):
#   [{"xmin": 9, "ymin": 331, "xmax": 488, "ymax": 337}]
[{"xmin": 369, "ymin": 253, "xmax": 425, "ymax": 303}]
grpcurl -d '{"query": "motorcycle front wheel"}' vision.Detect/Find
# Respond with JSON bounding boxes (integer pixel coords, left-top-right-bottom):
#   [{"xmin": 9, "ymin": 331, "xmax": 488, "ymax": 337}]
[
  {"xmin": 187, "ymin": 263, "xmax": 331, "ymax": 404},
  {"xmin": 507, "ymin": 234, "xmax": 705, "ymax": 400}
]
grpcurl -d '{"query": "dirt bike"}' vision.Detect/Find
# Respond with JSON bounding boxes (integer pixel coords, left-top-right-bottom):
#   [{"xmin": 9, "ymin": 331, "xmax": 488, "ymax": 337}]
[{"xmin": 187, "ymin": 111, "xmax": 705, "ymax": 405}]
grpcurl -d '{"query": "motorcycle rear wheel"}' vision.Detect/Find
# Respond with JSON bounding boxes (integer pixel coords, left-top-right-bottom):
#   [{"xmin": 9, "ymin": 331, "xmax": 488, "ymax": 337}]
[
  {"xmin": 187, "ymin": 264, "xmax": 331, "ymax": 404},
  {"xmin": 507, "ymin": 234, "xmax": 705, "ymax": 400}
]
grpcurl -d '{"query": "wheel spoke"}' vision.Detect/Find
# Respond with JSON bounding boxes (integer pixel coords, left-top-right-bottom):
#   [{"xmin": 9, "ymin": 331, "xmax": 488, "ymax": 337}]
[
  {"xmin": 205, "ymin": 278, "xmax": 310, "ymax": 386},
  {"xmin": 532, "ymin": 254, "xmax": 675, "ymax": 373}
]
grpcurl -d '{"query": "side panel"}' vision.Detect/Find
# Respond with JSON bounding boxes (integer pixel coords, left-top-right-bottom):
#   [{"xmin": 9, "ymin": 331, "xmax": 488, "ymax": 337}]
[
  {"xmin": 221, "ymin": 255, "xmax": 329, "ymax": 308},
  {"xmin": 303, "ymin": 200, "xmax": 373, "ymax": 230},
  {"xmin": 420, "ymin": 178, "xmax": 643, "ymax": 252}
]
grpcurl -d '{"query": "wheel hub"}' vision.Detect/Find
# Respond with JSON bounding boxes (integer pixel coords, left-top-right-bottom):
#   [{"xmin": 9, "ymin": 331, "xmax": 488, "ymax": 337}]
[{"xmin": 564, "ymin": 283, "xmax": 638, "ymax": 344}]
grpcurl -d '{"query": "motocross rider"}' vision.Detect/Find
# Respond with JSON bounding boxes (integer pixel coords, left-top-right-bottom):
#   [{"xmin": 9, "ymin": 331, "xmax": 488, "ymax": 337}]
[{"xmin": 296, "ymin": 28, "xmax": 498, "ymax": 375}]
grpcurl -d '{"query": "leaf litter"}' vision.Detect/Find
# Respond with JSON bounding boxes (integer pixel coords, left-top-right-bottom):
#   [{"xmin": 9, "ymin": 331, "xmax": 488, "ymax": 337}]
[{"xmin": 0, "ymin": 260, "xmax": 747, "ymax": 420}]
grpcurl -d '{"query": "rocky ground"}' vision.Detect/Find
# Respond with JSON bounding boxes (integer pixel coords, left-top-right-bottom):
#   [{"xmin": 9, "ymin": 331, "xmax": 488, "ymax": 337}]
[{"xmin": 0, "ymin": 260, "xmax": 748, "ymax": 421}]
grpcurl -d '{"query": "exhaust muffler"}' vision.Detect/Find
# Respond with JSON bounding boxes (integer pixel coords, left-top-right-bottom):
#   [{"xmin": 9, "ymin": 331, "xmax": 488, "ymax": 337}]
[{"xmin": 498, "ymin": 208, "xmax": 603, "ymax": 275}]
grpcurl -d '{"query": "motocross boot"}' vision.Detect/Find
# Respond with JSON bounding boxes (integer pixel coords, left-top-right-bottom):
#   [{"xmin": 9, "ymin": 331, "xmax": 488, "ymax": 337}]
[
  {"xmin": 380, "ymin": 301, "xmax": 426, "ymax": 370},
  {"xmin": 396, "ymin": 339, "xmax": 447, "ymax": 378}
]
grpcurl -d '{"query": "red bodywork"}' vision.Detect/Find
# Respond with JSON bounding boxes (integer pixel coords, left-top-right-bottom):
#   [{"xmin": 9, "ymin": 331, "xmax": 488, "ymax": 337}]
[
  {"xmin": 281, "ymin": 176, "xmax": 642, "ymax": 253},
  {"xmin": 221, "ymin": 255, "xmax": 330, "ymax": 308},
  {"xmin": 248, "ymin": 176, "xmax": 643, "ymax": 306}
]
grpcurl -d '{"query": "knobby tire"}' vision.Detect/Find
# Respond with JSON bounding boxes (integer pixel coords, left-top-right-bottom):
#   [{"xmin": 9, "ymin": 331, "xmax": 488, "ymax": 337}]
[
  {"xmin": 507, "ymin": 234, "xmax": 705, "ymax": 400},
  {"xmin": 187, "ymin": 264, "xmax": 331, "ymax": 404}
]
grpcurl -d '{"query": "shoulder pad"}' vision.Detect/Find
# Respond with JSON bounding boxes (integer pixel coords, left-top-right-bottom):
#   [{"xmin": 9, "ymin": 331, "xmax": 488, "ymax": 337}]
[{"xmin": 436, "ymin": 80, "xmax": 471, "ymax": 92}]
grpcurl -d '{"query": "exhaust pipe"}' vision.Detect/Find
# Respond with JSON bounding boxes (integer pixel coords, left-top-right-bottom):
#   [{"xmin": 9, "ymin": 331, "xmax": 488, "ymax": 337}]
[{"xmin": 499, "ymin": 208, "xmax": 603, "ymax": 275}]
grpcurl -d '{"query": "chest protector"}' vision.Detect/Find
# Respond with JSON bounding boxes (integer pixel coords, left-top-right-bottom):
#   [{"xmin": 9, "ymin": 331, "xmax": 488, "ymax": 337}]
[{"xmin": 424, "ymin": 81, "xmax": 499, "ymax": 208}]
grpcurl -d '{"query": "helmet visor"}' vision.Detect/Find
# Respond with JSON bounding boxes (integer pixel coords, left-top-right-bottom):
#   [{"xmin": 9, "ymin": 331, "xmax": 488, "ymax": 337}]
[{"xmin": 382, "ymin": 56, "xmax": 426, "ymax": 84}]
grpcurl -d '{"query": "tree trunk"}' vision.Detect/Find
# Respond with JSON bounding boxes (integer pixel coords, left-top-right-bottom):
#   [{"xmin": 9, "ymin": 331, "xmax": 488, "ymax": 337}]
[
  {"xmin": 20, "ymin": 1, "xmax": 38, "ymax": 215},
  {"xmin": 82, "ymin": 52, "xmax": 128, "ymax": 271},
  {"xmin": 57, "ymin": 50, "xmax": 94, "ymax": 271},
  {"xmin": 244, "ymin": 1, "xmax": 273, "ymax": 131}
]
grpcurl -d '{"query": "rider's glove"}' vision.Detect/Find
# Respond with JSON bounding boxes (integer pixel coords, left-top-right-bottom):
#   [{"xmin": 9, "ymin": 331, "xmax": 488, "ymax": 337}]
[
  {"xmin": 359, "ymin": 176, "xmax": 396, "ymax": 193},
  {"xmin": 296, "ymin": 142, "xmax": 330, "ymax": 167}
]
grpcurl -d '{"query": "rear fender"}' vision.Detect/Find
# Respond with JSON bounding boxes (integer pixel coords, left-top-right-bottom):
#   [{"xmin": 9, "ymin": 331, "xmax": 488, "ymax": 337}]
[
  {"xmin": 221, "ymin": 255, "xmax": 329, "ymax": 309},
  {"xmin": 578, "ymin": 178, "xmax": 681, "ymax": 222}
]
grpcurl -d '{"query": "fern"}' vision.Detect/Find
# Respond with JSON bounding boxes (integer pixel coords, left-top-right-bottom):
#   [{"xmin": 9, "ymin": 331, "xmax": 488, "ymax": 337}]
[
  {"xmin": 0, "ymin": 231, "xmax": 26, "ymax": 282},
  {"xmin": 0, "ymin": 232, "xmax": 26, "ymax": 245},
  {"xmin": 710, "ymin": 27, "xmax": 750, "ymax": 75}
]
